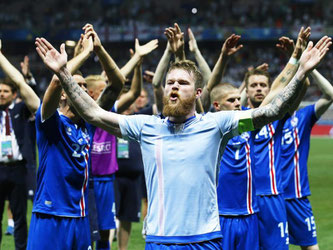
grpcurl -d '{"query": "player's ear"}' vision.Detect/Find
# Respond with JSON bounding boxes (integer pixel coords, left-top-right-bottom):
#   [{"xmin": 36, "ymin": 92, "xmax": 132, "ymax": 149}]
[
  {"xmin": 195, "ymin": 88, "xmax": 202, "ymax": 99},
  {"xmin": 212, "ymin": 101, "xmax": 220, "ymax": 111}
]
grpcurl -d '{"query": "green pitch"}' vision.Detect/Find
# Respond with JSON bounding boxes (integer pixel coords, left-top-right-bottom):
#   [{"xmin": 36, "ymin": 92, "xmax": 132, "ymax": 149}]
[{"xmin": 2, "ymin": 138, "xmax": 333, "ymax": 249}]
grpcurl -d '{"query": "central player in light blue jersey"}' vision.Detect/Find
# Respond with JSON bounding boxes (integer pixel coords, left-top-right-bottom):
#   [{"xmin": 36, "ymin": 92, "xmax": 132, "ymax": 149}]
[{"xmin": 36, "ymin": 36, "xmax": 331, "ymax": 249}]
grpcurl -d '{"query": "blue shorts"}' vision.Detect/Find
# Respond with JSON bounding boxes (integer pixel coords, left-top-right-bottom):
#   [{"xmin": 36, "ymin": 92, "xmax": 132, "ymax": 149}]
[
  {"xmin": 145, "ymin": 238, "xmax": 222, "ymax": 249},
  {"xmin": 219, "ymin": 213, "xmax": 259, "ymax": 250},
  {"xmin": 257, "ymin": 195, "xmax": 289, "ymax": 250},
  {"xmin": 285, "ymin": 197, "xmax": 317, "ymax": 246},
  {"xmin": 93, "ymin": 176, "xmax": 116, "ymax": 230},
  {"xmin": 27, "ymin": 212, "xmax": 91, "ymax": 250}
]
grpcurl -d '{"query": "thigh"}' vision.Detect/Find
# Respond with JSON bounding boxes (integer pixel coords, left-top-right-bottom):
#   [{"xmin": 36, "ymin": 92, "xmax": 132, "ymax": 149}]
[
  {"xmin": 115, "ymin": 176, "xmax": 142, "ymax": 222},
  {"xmin": 257, "ymin": 195, "xmax": 289, "ymax": 250},
  {"xmin": 27, "ymin": 213, "xmax": 92, "ymax": 250},
  {"xmin": 286, "ymin": 198, "xmax": 317, "ymax": 246},
  {"xmin": 220, "ymin": 214, "xmax": 259, "ymax": 250},
  {"xmin": 94, "ymin": 180, "xmax": 116, "ymax": 230}
]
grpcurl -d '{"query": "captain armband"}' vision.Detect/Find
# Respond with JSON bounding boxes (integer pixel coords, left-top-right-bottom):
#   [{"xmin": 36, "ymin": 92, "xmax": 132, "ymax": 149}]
[{"xmin": 238, "ymin": 118, "xmax": 255, "ymax": 134}]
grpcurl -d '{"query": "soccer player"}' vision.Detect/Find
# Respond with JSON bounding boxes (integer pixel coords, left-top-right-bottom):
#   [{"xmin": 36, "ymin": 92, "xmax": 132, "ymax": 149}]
[
  {"xmin": 36, "ymin": 35, "xmax": 330, "ymax": 249},
  {"xmin": 247, "ymin": 27, "xmax": 312, "ymax": 250},
  {"xmin": 27, "ymin": 30, "xmax": 125, "ymax": 249},
  {"xmin": 211, "ymin": 82, "xmax": 260, "ymax": 250},
  {"xmin": 277, "ymin": 39, "xmax": 333, "ymax": 249},
  {"xmin": 82, "ymin": 24, "xmax": 157, "ymax": 250},
  {"xmin": 205, "ymin": 33, "xmax": 260, "ymax": 249},
  {"xmin": 281, "ymin": 69, "xmax": 333, "ymax": 250}
]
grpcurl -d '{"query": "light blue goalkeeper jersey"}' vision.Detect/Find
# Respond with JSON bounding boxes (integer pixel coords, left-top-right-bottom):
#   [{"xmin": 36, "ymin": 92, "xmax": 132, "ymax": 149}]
[{"xmin": 119, "ymin": 112, "xmax": 239, "ymax": 244}]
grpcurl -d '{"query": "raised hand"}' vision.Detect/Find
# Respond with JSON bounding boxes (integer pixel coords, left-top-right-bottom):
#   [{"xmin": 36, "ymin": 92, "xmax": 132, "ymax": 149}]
[
  {"xmin": 73, "ymin": 34, "xmax": 84, "ymax": 57},
  {"xmin": 135, "ymin": 38, "xmax": 159, "ymax": 57},
  {"xmin": 299, "ymin": 36, "xmax": 331, "ymax": 74},
  {"xmin": 164, "ymin": 23, "xmax": 184, "ymax": 54},
  {"xmin": 276, "ymin": 36, "xmax": 294, "ymax": 56},
  {"xmin": 188, "ymin": 28, "xmax": 198, "ymax": 52},
  {"xmin": 81, "ymin": 33, "xmax": 94, "ymax": 54},
  {"xmin": 143, "ymin": 70, "xmax": 154, "ymax": 83},
  {"xmin": 293, "ymin": 26, "xmax": 311, "ymax": 59},
  {"xmin": 35, "ymin": 38, "xmax": 68, "ymax": 74},
  {"xmin": 256, "ymin": 63, "xmax": 269, "ymax": 71},
  {"xmin": 20, "ymin": 56, "xmax": 32, "ymax": 78},
  {"xmin": 83, "ymin": 23, "xmax": 102, "ymax": 51},
  {"xmin": 221, "ymin": 34, "xmax": 243, "ymax": 57}
]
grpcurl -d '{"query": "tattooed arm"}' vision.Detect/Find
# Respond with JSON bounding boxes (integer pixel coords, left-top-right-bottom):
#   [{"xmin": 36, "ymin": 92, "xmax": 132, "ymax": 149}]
[
  {"xmin": 236, "ymin": 36, "xmax": 331, "ymax": 132},
  {"xmin": 36, "ymin": 38, "xmax": 122, "ymax": 137}
]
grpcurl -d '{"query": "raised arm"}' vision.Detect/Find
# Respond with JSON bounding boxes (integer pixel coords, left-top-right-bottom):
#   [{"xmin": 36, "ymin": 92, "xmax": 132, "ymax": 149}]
[
  {"xmin": 0, "ymin": 40, "xmax": 39, "ymax": 113},
  {"xmin": 83, "ymin": 24, "xmax": 125, "ymax": 110},
  {"xmin": 260, "ymin": 27, "xmax": 311, "ymax": 107},
  {"xmin": 120, "ymin": 39, "xmax": 158, "ymax": 78},
  {"xmin": 247, "ymin": 36, "xmax": 332, "ymax": 130},
  {"xmin": 201, "ymin": 34, "xmax": 243, "ymax": 111},
  {"xmin": 36, "ymin": 38, "xmax": 122, "ymax": 137},
  {"xmin": 117, "ymin": 53, "xmax": 143, "ymax": 114},
  {"xmin": 152, "ymin": 42, "xmax": 172, "ymax": 113},
  {"xmin": 310, "ymin": 69, "xmax": 333, "ymax": 117},
  {"xmin": 39, "ymin": 34, "xmax": 94, "ymax": 120},
  {"xmin": 165, "ymin": 23, "xmax": 185, "ymax": 62},
  {"xmin": 188, "ymin": 28, "xmax": 211, "ymax": 85}
]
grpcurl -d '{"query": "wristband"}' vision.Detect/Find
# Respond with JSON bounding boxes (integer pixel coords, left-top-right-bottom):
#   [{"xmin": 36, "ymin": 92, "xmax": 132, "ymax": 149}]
[{"xmin": 288, "ymin": 57, "xmax": 299, "ymax": 65}]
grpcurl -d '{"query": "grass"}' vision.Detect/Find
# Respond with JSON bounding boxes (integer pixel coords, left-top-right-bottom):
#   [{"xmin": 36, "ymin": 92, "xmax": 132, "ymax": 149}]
[{"xmin": 2, "ymin": 137, "xmax": 333, "ymax": 249}]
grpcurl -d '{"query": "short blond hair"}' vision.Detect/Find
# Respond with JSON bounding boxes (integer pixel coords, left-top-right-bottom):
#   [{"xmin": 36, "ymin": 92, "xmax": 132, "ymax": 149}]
[
  {"xmin": 167, "ymin": 60, "xmax": 203, "ymax": 89},
  {"xmin": 210, "ymin": 83, "xmax": 238, "ymax": 103},
  {"xmin": 85, "ymin": 75, "xmax": 106, "ymax": 90}
]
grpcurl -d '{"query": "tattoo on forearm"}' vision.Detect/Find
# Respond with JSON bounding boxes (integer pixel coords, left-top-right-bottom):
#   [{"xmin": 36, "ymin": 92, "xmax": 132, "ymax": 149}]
[
  {"xmin": 252, "ymin": 77, "xmax": 302, "ymax": 128},
  {"xmin": 58, "ymin": 67, "xmax": 94, "ymax": 112}
]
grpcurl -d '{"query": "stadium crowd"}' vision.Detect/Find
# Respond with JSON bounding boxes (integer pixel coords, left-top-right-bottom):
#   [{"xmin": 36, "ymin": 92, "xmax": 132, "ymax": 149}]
[{"xmin": 1, "ymin": 4, "xmax": 333, "ymax": 250}]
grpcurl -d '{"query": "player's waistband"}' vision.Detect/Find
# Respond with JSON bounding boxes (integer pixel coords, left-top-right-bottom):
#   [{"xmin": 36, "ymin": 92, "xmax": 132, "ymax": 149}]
[{"xmin": 145, "ymin": 231, "xmax": 222, "ymax": 244}]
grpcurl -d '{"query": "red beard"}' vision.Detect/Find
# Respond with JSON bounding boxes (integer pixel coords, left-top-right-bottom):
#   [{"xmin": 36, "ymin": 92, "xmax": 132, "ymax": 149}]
[{"xmin": 162, "ymin": 91, "xmax": 196, "ymax": 117}]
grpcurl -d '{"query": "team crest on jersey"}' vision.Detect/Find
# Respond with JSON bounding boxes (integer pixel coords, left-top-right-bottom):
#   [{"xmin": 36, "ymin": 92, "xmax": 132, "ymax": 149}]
[
  {"xmin": 82, "ymin": 129, "xmax": 90, "ymax": 142},
  {"xmin": 240, "ymin": 131, "xmax": 250, "ymax": 140},
  {"xmin": 66, "ymin": 127, "xmax": 72, "ymax": 136},
  {"xmin": 291, "ymin": 116, "xmax": 298, "ymax": 127}
]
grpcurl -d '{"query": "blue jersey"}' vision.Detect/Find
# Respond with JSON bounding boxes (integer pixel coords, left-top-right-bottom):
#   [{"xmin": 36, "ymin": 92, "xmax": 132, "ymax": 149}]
[
  {"xmin": 33, "ymin": 106, "xmax": 92, "ymax": 217},
  {"xmin": 119, "ymin": 112, "xmax": 239, "ymax": 244},
  {"xmin": 253, "ymin": 120, "xmax": 285, "ymax": 195},
  {"xmin": 217, "ymin": 131, "xmax": 258, "ymax": 215},
  {"xmin": 281, "ymin": 105, "xmax": 317, "ymax": 199}
]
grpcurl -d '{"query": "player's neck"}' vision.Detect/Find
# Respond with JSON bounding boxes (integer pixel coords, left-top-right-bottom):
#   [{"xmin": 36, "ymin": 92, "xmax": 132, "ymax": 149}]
[
  {"xmin": 168, "ymin": 111, "xmax": 196, "ymax": 124},
  {"xmin": 60, "ymin": 105, "xmax": 82, "ymax": 123},
  {"xmin": 249, "ymin": 100, "xmax": 261, "ymax": 109}
]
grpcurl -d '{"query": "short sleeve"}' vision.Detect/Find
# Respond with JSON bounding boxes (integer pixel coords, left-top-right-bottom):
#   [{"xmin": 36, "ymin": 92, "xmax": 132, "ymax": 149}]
[
  {"xmin": 118, "ymin": 114, "xmax": 153, "ymax": 141},
  {"xmin": 210, "ymin": 111, "xmax": 239, "ymax": 139},
  {"xmin": 35, "ymin": 103, "xmax": 60, "ymax": 131}
]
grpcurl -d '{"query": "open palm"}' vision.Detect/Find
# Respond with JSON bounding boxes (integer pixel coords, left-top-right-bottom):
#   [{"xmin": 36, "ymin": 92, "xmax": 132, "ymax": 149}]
[
  {"xmin": 299, "ymin": 36, "xmax": 331, "ymax": 73},
  {"xmin": 135, "ymin": 39, "xmax": 159, "ymax": 57},
  {"xmin": 35, "ymin": 38, "xmax": 68, "ymax": 73}
]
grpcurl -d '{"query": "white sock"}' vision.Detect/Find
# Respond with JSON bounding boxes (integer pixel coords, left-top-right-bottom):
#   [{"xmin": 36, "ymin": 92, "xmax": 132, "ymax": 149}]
[{"xmin": 8, "ymin": 219, "xmax": 14, "ymax": 227}]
